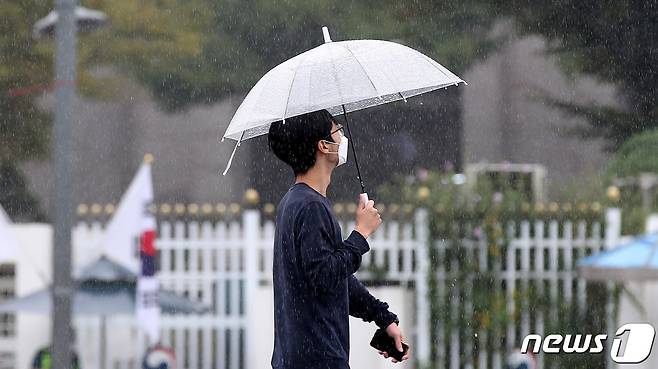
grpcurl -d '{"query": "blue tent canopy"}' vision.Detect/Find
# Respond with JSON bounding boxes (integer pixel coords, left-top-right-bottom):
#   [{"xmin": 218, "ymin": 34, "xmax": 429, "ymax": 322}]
[
  {"xmin": 0, "ymin": 256, "xmax": 210, "ymax": 315},
  {"xmin": 578, "ymin": 234, "xmax": 658, "ymax": 281}
]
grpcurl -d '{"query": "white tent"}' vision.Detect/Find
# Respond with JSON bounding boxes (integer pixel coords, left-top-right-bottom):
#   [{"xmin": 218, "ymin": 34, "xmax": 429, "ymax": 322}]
[{"xmin": 0, "ymin": 206, "xmax": 19, "ymax": 262}]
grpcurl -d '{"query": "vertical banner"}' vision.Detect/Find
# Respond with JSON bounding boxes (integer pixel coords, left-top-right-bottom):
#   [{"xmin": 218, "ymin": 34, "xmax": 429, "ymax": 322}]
[
  {"xmin": 136, "ymin": 276, "xmax": 160, "ymax": 344},
  {"xmin": 134, "ymin": 158, "xmax": 161, "ymax": 345}
]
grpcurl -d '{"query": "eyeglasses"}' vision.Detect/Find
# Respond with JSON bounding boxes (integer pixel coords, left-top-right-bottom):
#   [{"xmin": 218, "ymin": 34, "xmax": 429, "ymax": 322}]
[{"xmin": 323, "ymin": 124, "xmax": 344, "ymax": 141}]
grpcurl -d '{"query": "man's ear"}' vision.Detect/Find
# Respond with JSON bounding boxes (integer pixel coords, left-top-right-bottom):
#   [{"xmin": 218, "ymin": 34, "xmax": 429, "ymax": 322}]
[{"xmin": 317, "ymin": 139, "xmax": 330, "ymax": 154}]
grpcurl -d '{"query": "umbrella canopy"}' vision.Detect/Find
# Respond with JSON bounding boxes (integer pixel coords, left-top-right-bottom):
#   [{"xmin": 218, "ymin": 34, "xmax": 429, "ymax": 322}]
[
  {"xmin": 0, "ymin": 256, "xmax": 209, "ymax": 315},
  {"xmin": 221, "ymin": 27, "xmax": 465, "ymax": 191},
  {"xmin": 577, "ymin": 234, "xmax": 658, "ymax": 281},
  {"xmin": 223, "ymin": 27, "xmax": 465, "ymax": 142}
]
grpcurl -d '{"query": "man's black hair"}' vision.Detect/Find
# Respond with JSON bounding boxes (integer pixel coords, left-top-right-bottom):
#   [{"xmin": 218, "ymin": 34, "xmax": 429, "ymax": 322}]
[{"xmin": 268, "ymin": 109, "xmax": 336, "ymax": 176}]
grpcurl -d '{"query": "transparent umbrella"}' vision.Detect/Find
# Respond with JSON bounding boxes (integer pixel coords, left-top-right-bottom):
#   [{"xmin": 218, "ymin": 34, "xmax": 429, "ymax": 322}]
[{"xmin": 221, "ymin": 27, "xmax": 466, "ymax": 198}]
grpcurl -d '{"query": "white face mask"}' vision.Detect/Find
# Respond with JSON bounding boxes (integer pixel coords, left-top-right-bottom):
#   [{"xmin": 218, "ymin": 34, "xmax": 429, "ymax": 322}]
[
  {"xmin": 337, "ymin": 136, "xmax": 348, "ymax": 167},
  {"xmin": 324, "ymin": 136, "xmax": 349, "ymax": 167}
]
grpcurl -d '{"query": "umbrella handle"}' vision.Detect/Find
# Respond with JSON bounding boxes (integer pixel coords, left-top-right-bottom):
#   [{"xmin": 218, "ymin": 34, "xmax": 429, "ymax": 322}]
[{"xmin": 360, "ymin": 192, "xmax": 369, "ymax": 204}]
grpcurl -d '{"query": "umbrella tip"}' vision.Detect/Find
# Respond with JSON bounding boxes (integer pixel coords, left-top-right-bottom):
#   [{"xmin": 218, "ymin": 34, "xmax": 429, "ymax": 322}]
[{"xmin": 322, "ymin": 26, "xmax": 332, "ymax": 43}]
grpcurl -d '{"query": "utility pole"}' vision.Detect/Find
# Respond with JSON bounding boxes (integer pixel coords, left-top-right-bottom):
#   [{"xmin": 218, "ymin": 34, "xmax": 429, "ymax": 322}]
[
  {"xmin": 52, "ymin": 0, "xmax": 77, "ymax": 367},
  {"xmin": 33, "ymin": 2, "xmax": 106, "ymax": 368}
]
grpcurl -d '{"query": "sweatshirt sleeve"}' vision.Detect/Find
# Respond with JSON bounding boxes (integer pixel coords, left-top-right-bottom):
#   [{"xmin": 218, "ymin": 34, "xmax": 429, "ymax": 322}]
[
  {"xmin": 348, "ymin": 274, "xmax": 399, "ymax": 328},
  {"xmin": 297, "ymin": 201, "xmax": 370, "ymax": 294}
]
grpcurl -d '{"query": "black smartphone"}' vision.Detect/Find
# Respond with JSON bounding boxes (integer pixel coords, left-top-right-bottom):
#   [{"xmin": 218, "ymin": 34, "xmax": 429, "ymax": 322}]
[{"xmin": 369, "ymin": 328, "xmax": 409, "ymax": 362}]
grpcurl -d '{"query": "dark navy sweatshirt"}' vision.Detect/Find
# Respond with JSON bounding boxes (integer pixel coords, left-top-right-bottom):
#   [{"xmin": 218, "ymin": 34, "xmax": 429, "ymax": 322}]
[{"xmin": 271, "ymin": 183, "xmax": 398, "ymax": 369}]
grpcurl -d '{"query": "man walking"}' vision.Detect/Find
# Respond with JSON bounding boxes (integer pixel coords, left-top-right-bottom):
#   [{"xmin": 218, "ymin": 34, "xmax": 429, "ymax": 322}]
[{"xmin": 268, "ymin": 109, "xmax": 409, "ymax": 369}]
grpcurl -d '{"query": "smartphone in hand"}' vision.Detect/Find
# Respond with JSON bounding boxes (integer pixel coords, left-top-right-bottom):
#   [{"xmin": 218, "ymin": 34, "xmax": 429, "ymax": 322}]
[{"xmin": 369, "ymin": 328, "xmax": 409, "ymax": 362}]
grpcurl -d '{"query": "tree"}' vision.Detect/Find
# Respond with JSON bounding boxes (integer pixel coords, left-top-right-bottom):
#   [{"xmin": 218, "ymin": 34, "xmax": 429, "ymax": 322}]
[
  {"xmin": 0, "ymin": 0, "xmax": 208, "ymax": 219},
  {"xmin": 81, "ymin": 0, "xmax": 210, "ymax": 109},
  {"xmin": 606, "ymin": 128, "xmax": 658, "ymax": 179},
  {"xmin": 510, "ymin": 0, "xmax": 658, "ymax": 150},
  {"xmin": 129, "ymin": 0, "xmax": 509, "ymax": 110},
  {"xmin": 604, "ymin": 129, "xmax": 658, "ymax": 233},
  {"xmin": 0, "ymin": 163, "xmax": 45, "ymax": 221},
  {"xmin": 0, "ymin": 1, "xmax": 53, "ymax": 219}
]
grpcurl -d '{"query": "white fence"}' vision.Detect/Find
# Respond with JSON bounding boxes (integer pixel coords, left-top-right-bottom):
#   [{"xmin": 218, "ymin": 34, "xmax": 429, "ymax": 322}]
[
  {"xmin": 425, "ymin": 209, "xmax": 621, "ymax": 369},
  {"xmin": 58, "ymin": 207, "xmax": 623, "ymax": 369}
]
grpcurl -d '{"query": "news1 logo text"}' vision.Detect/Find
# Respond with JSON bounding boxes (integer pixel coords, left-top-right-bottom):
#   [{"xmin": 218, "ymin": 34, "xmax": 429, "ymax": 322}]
[{"xmin": 521, "ymin": 323, "xmax": 655, "ymax": 364}]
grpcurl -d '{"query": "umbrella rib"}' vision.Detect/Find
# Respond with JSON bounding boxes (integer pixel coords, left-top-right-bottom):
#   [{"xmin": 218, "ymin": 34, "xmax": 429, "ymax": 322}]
[
  {"xmin": 415, "ymin": 51, "xmax": 454, "ymax": 81},
  {"xmin": 222, "ymin": 131, "xmax": 244, "ymax": 176},
  {"xmin": 327, "ymin": 43, "xmax": 346, "ymax": 108},
  {"xmin": 337, "ymin": 43, "xmax": 383, "ymax": 104},
  {"xmin": 282, "ymin": 55, "xmax": 307, "ymax": 121}
]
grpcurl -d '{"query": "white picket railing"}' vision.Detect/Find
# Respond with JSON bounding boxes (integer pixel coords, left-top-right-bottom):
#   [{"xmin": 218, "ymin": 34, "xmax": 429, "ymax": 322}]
[
  {"xmin": 67, "ymin": 207, "xmax": 620, "ymax": 369},
  {"xmin": 423, "ymin": 211, "xmax": 621, "ymax": 369}
]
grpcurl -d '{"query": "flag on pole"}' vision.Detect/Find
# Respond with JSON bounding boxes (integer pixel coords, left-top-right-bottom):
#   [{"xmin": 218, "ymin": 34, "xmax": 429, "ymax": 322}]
[
  {"xmin": 0, "ymin": 206, "xmax": 18, "ymax": 262},
  {"xmin": 103, "ymin": 155, "xmax": 156, "ymax": 273},
  {"xmin": 103, "ymin": 154, "xmax": 160, "ymax": 344}
]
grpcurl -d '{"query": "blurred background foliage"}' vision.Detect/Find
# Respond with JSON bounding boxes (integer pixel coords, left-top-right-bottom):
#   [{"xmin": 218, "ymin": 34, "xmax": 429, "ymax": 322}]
[
  {"xmin": 88, "ymin": 0, "xmax": 508, "ymax": 110},
  {"xmin": 510, "ymin": 1, "xmax": 657, "ymax": 151},
  {"xmin": 1, "ymin": 1, "xmax": 53, "ymax": 220},
  {"xmin": 606, "ymin": 129, "xmax": 658, "ymax": 179},
  {"xmin": 377, "ymin": 169, "xmax": 610, "ymax": 369},
  {"xmin": 1, "ymin": 0, "xmax": 656, "ymax": 221}
]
